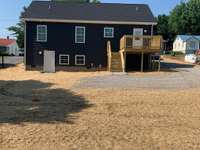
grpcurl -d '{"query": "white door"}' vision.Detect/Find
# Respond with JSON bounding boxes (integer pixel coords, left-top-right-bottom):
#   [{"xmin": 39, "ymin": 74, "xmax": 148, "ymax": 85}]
[
  {"xmin": 43, "ymin": 50, "xmax": 55, "ymax": 73},
  {"xmin": 133, "ymin": 28, "xmax": 143, "ymax": 47}
]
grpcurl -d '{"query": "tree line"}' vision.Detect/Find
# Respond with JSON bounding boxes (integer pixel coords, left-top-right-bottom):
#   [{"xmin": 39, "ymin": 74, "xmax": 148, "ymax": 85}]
[{"xmin": 157, "ymin": 0, "xmax": 200, "ymax": 48}]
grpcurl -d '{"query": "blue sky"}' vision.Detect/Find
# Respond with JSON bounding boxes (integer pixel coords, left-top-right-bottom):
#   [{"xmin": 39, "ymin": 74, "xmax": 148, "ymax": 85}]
[{"xmin": 0, "ymin": 0, "xmax": 182, "ymax": 38}]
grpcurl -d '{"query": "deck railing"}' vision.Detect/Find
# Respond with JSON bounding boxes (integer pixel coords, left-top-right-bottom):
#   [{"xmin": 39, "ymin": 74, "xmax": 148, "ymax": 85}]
[{"xmin": 120, "ymin": 35, "xmax": 162, "ymax": 53}]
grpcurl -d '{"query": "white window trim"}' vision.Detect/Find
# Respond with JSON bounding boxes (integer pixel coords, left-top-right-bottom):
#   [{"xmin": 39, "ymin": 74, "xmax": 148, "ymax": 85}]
[
  {"xmin": 59, "ymin": 54, "xmax": 70, "ymax": 65},
  {"xmin": 104, "ymin": 27, "xmax": 114, "ymax": 38},
  {"xmin": 75, "ymin": 26, "xmax": 85, "ymax": 43},
  {"xmin": 75, "ymin": 55, "xmax": 85, "ymax": 66},
  {"xmin": 37, "ymin": 25, "xmax": 47, "ymax": 42}
]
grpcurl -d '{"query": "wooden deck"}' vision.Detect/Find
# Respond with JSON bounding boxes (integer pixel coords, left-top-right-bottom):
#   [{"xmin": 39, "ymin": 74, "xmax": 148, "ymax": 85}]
[
  {"xmin": 107, "ymin": 35, "xmax": 162, "ymax": 72},
  {"xmin": 120, "ymin": 35, "xmax": 162, "ymax": 53}
]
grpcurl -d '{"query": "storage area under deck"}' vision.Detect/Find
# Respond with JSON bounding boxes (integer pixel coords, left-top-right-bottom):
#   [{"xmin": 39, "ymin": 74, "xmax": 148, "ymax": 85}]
[{"xmin": 126, "ymin": 53, "xmax": 150, "ymax": 72}]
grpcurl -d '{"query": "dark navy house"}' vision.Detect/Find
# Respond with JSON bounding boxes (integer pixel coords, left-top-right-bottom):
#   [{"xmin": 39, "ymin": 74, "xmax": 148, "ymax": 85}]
[{"xmin": 22, "ymin": 1, "xmax": 158, "ymax": 71}]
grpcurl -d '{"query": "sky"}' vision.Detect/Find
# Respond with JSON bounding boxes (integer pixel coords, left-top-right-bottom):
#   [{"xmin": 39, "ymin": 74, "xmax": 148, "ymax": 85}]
[{"xmin": 0, "ymin": 0, "xmax": 182, "ymax": 39}]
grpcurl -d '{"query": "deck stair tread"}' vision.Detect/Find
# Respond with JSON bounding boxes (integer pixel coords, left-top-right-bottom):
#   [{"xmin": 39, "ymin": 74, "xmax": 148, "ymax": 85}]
[{"xmin": 110, "ymin": 52, "xmax": 123, "ymax": 72}]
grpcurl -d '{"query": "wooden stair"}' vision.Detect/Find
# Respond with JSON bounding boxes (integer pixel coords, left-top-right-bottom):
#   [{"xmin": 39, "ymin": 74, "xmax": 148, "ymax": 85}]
[
  {"xmin": 110, "ymin": 52, "xmax": 123, "ymax": 72},
  {"xmin": 107, "ymin": 41, "xmax": 124, "ymax": 72}
]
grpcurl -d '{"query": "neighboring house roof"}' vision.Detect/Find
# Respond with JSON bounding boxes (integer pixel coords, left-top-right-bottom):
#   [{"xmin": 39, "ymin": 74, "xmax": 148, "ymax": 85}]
[
  {"xmin": 0, "ymin": 39, "xmax": 16, "ymax": 47},
  {"xmin": 194, "ymin": 36, "xmax": 200, "ymax": 41},
  {"xmin": 22, "ymin": 1, "xmax": 157, "ymax": 25},
  {"xmin": 176, "ymin": 35, "xmax": 200, "ymax": 42}
]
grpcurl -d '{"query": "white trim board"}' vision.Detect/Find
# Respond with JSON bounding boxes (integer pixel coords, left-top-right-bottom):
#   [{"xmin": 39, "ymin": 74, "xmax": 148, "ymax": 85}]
[{"xmin": 23, "ymin": 18, "xmax": 157, "ymax": 25}]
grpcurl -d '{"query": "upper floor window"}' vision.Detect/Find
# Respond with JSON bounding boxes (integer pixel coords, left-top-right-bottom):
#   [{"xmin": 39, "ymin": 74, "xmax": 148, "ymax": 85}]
[
  {"xmin": 104, "ymin": 27, "xmax": 114, "ymax": 38},
  {"xmin": 133, "ymin": 28, "xmax": 143, "ymax": 36},
  {"xmin": 75, "ymin": 26, "xmax": 85, "ymax": 43},
  {"xmin": 37, "ymin": 25, "xmax": 47, "ymax": 42}
]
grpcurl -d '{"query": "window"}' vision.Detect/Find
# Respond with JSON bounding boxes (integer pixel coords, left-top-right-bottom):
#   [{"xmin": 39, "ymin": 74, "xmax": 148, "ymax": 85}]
[
  {"xmin": 37, "ymin": 25, "xmax": 47, "ymax": 42},
  {"xmin": 133, "ymin": 28, "xmax": 143, "ymax": 36},
  {"xmin": 75, "ymin": 26, "xmax": 85, "ymax": 43},
  {"xmin": 75, "ymin": 55, "xmax": 85, "ymax": 65},
  {"xmin": 104, "ymin": 27, "xmax": 114, "ymax": 38},
  {"xmin": 59, "ymin": 54, "xmax": 69, "ymax": 65},
  {"xmin": 189, "ymin": 41, "xmax": 196, "ymax": 49}
]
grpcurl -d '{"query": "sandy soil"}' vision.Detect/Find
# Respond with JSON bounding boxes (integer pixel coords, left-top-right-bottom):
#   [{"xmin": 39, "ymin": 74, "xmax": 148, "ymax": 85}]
[{"xmin": 1, "ymin": 64, "xmax": 200, "ymax": 150}]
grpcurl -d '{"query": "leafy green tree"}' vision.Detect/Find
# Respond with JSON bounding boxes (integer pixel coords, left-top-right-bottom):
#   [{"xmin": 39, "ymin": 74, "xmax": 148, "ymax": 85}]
[
  {"xmin": 8, "ymin": 7, "xmax": 26, "ymax": 48},
  {"xmin": 157, "ymin": 14, "xmax": 175, "ymax": 50},
  {"xmin": 169, "ymin": 0, "xmax": 200, "ymax": 35},
  {"xmin": 8, "ymin": 21, "xmax": 24, "ymax": 48},
  {"xmin": 168, "ymin": 2, "xmax": 187, "ymax": 35},
  {"xmin": 157, "ymin": 15, "xmax": 169, "ymax": 40},
  {"xmin": 185, "ymin": 0, "xmax": 200, "ymax": 34}
]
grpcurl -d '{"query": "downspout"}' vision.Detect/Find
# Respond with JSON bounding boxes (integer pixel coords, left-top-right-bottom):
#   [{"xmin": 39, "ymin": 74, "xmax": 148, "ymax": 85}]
[{"xmin": 151, "ymin": 24, "xmax": 154, "ymax": 36}]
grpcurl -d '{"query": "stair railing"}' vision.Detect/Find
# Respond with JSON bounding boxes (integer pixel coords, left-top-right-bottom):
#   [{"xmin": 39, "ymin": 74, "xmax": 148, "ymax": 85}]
[
  {"xmin": 120, "ymin": 51, "xmax": 125, "ymax": 72},
  {"xmin": 107, "ymin": 41, "xmax": 112, "ymax": 71}
]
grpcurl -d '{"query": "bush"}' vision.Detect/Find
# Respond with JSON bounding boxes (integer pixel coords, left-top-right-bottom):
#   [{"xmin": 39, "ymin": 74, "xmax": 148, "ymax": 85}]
[
  {"xmin": 163, "ymin": 50, "xmax": 172, "ymax": 55},
  {"xmin": 171, "ymin": 51, "xmax": 184, "ymax": 56}
]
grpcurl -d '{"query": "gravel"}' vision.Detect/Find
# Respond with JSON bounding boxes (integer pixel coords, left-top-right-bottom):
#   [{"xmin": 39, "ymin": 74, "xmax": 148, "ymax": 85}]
[{"xmin": 74, "ymin": 62, "xmax": 200, "ymax": 90}]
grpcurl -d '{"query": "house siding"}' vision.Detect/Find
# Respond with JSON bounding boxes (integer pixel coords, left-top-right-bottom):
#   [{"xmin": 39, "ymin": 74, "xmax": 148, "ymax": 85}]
[
  {"xmin": 26, "ymin": 21, "xmax": 153, "ymax": 67},
  {"xmin": 173, "ymin": 36, "xmax": 200, "ymax": 54}
]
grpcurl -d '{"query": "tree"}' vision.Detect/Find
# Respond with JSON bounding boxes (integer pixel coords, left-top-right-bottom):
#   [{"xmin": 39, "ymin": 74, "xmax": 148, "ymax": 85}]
[
  {"xmin": 8, "ymin": 7, "xmax": 26, "ymax": 48},
  {"xmin": 168, "ymin": 2, "xmax": 187, "ymax": 35},
  {"xmin": 157, "ymin": 15, "xmax": 169, "ymax": 40},
  {"xmin": 157, "ymin": 14, "xmax": 175, "ymax": 50},
  {"xmin": 8, "ymin": 21, "xmax": 24, "ymax": 48},
  {"xmin": 168, "ymin": 0, "xmax": 200, "ymax": 35},
  {"xmin": 185, "ymin": 0, "xmax": 200, "ymax": 34},
  {"xmin": 157, "ymin": 0, "xmax": 200, "ymax": 50}
]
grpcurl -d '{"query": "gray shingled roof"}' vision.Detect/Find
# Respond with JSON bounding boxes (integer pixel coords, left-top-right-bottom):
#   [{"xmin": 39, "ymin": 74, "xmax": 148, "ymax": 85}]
[{"xmin": 22, "ymin": 1, "xmax": 157, "ymax": 24}]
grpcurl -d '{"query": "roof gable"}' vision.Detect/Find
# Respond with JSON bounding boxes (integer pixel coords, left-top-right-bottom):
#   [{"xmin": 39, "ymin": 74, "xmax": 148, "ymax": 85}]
[
  {"xmin": 22, "ymin": 1, "xmax": 157, "ymax": 25},
  {"xmin": 176, "ymin": 35, "xmax": 200, "ymax": 42}
]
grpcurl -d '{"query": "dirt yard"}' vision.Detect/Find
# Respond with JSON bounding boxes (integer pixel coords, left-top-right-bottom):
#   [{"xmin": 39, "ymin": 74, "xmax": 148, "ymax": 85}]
[{"xmin": 1, "ymin": 63, "xmax": 200, "ymax": 150}]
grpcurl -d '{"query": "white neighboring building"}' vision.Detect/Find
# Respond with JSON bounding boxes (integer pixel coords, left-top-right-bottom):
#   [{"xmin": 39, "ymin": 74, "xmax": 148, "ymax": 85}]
[
  {"xmin": 173, "ymin": 35, "xmax": 200, "ymax": 54},
  {"xmin": 0, "ymin": 38, "xmax": 19, "ymax": 56}
]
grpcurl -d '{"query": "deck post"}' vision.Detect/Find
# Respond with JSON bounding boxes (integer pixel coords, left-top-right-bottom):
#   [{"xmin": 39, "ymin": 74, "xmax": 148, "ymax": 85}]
[
  {"xmin": 148, "ymin": 54, "xmax": 151, "ymax": 71},
  {"xmin": 158, "ymin": 56, "xmax": 161, "ymax": 72},
  {"xmin": 124, "ymin": 52, "xmax": 126, "ymax": 72},
  {"xmin": 141, "ymin": 52, "xmax": 144, "ymax": 72}
]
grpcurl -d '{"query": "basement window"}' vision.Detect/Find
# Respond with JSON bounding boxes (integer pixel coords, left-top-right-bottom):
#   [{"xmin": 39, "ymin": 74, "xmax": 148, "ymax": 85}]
[
  {"xmin": 59, "ymin": 54, "xmax": 69, "ymax": 65},
  {"xmin": 104, "ymin": 27, "xmax": 114, "ymax": 38},
  {"xmin": 75, "ymin": 55, "xmax": 85, "ymax": 66},
  {"xmin": 37, "ymin": 25, "xmax": 47, "ymax": 42}
]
